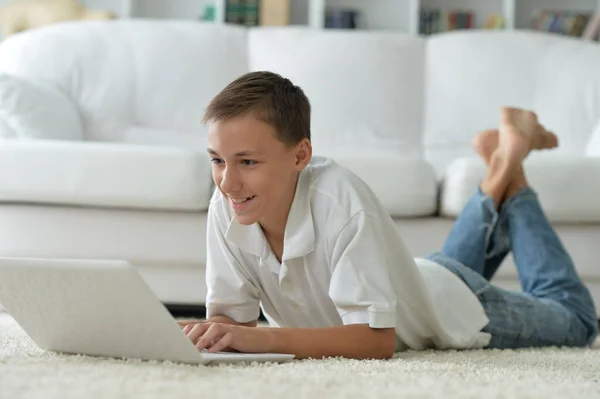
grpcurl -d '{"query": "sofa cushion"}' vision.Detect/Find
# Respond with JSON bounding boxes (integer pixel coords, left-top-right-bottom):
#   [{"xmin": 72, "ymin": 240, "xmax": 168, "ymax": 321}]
[
  {"xmin": 0, "ymin": 140, "xmax": 213, "ymax": 211},
  {"xmin": 120, "ymin": 125, "xmax": 207, "ymax": 151},
  {"xmin": 440, "ymin": 155, "xmax": 600, "ymax": 223},
  {"xmin": 424, "ymin": 31, "xmax": 600, "ymax": 177},
  {"xmin": 0, "ymin": 20, "xmax": 248, "ymax": 142},
  {"xmin": 128, "ymin": 22, "xmax": 248, "ymax": 141},
  {"xmin": 0, "ymin": 204, "xmax": 209, "ymax": 304},
  {"xmin": 0, "ymin": 22, "xmax": 134, "ymax": 142},
  {"xmin": 330, "ymin": 155, "xmax": 438, "ymax": 217},
  {"xmin": 586, "ymin": 121, "xmax": 600, "ymax": 157},
  {"xmin": 0, "ymin": 73, "xmax": 82, "ymax": 140},
  {"xmin": 248, "ymin": 27, "xmax": 426, "ymax": 159}
]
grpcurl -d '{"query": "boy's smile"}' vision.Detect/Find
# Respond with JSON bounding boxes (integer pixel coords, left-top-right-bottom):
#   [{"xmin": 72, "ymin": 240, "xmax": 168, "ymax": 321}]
[
  {"xmin": 229, "ymin": 195, "xmax": 256, "ymax": 213},
  {"xmin": 207, "ymin": 113, "xmax": 311, "ymax": 237}
]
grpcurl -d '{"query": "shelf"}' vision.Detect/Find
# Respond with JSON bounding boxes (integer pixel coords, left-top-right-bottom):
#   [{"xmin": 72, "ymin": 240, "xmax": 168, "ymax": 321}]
[
  {"xmin": 515, "ymin": 0, "xmax": 598, "ymax": 30},
  {"xmin": 87, "ymin": 0, "xmax": 600, "ymax": 40},
  {"xmin": 309, "ymin": 0, "xmax": 325, "ymax": 28},
  {"xmin": 126, "ymin": 0, "xmax": 215, "ymax": 20},
  {"xmin": 325, "ymin": 0, "xmax": 415, "ymax": 32},
  {"xmin": 83, "ymin": 0, "xmax": 133, "ymax": 17},
  {"xmin": 307, "ymin": 0, "xmax": 600, "ymax": 37},
  {"xmin": 421, "ymin": 0, "xmax": 503, "ymax": 29},
  {"xmin": 504, "ymin": 0, "xmax": 515, "ymax": 29}
]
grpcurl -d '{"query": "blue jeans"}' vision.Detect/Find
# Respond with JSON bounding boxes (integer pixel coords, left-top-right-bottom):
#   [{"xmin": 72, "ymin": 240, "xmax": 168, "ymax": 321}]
[{"xmin": 427, "ymin": 187, "xmax": 598, "ymax": 349}]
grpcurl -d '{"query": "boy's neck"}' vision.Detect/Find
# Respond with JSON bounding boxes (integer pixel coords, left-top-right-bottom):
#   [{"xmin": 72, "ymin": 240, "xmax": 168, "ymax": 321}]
[
  {"xmin": 259, "ymin": 204, "xmax": 290, "ymax": 255},
  {"xmin": 262, "ymin": 227, "xmax": 285, "ymax": 263},
  {"xmin": 260, "ymin": 218, "xmax": 286, "ymax": 263},
  {"xmin": 259, "ymin": 172, "xmax": 300, "ymax": 261},
  {"xmin": 260, "ymin": 222, "xmax": 285, "ymax": 245}
]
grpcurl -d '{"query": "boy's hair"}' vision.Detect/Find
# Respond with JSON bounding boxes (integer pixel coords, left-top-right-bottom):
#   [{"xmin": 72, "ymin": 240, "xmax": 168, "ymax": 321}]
[{"xmin": 203, "ymin": 71, "xmax": 311, "ymax": 145}]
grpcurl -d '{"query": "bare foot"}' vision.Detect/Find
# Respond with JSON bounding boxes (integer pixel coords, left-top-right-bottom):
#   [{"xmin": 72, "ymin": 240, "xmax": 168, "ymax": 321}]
[
  {"xmin": 498, "ymin": 107, "xmax": 558, "ymax": 163},
  {"xmin": 472, "ymin": 109, "xmax": 558, "ymax": 166},
  {"xmin": 478, "ymin": 107, "xmax": 558, "ymax": 207},
  {"xmin": 472, "ymin": 129, "xmax": 499, "ymax": 165}
]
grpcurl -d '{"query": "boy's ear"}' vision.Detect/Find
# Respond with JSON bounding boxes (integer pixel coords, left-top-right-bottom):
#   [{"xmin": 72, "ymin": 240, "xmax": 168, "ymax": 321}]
[{"xmin": 294, "ymin": 139, "xmax": 312, "ymax": 170}]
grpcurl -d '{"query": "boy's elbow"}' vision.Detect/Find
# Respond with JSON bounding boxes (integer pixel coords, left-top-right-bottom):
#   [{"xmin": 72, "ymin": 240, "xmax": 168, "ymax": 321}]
[
  {"xmin": 380, "ymin": 347, "xmax": 395, "ymax": 360},
  {"xmin": 374, "ymin": 328, "xmax": 397, "ymax": 359},
  {"xmin": 379, "ymin": 341, "xmax": 396, "ymax": 360}
]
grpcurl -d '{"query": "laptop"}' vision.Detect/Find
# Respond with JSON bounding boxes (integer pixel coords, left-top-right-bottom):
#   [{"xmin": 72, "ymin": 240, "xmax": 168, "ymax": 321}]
[{"xmin": 0, "ymin": 257, "xmax": 294, "ymax": 365}]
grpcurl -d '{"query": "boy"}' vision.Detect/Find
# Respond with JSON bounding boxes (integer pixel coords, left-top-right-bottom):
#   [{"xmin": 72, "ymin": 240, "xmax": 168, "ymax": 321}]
[{"xmin": 179, "ymin": 71, "xmax": 598, "ymax": 359}]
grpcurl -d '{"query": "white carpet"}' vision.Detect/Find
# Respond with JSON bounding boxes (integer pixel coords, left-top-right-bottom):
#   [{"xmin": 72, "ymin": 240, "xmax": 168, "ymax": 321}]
[{"xmin": 1, "ymin": 313, "xmax": 600, "ymax": 399}]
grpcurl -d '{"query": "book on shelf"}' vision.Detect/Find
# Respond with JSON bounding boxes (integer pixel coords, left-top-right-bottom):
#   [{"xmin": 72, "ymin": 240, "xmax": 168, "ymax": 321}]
[
  {"xmin": 582, "ymin": 12, "xmax": 600, "ymax": 40},
  {"xmin": 260, "ymin": 0, "xmax": 290, "ymax": 26},
  {"xmin": 419, "ymin": 9, "xmax": 475, "ymax": 35},
  {"xmin": 325, "ymin": 9, "xmax": 360, "ymax": 29},
  {"xmin": 225, "ymin": 0, "xmax": 259, "ymax": 26},
  {"xmin": 224, "ymin": 0, "xmax": 289, "ymax": 27},
  {"xmin": 484, "ymin": 14, "xmax": 505, "ymax": 30},
  {"xmin": 531, "ymin": 10, "xmax": 594, "ymax": 38}
]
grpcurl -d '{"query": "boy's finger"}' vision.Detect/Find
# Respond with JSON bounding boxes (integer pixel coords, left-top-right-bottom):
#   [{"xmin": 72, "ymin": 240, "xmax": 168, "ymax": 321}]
[
  {"xmin": 208, "ymin": 332, "xmax": 233, "ymax": 353},
  {"xmin": 177, "ymin": 319, "xmax": 202, "ymax": 328},
  {"xmin": 183, "ymin": 322, "xmax": 211, "ymax": 335},
  {"xmin": 187, "ymin": 322, "xmax": 211, "ymax": 343},
  {"xmin": 195, "ymin": 324, "xmax": 223, "ymax": 351}
]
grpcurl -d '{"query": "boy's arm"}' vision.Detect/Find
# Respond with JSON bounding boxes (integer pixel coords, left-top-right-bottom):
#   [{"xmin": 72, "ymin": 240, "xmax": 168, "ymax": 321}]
[
  {"xmin": 203, "ymin": 203, "xmax": 262, "ymax": 326},
  {"xmin": 187, "ymin": 321, "xmax": 396, "ymax": 359},
  {"xmin": 178, "ymin": 315, "xmax": 257, "ymax": 328},
  {"xmin": 209, "ymin": 315, "xmax": 257, "ymax": 327},
  {"xmin": 265, "ymin": 324, "xmax": 396, "ymax": 360},
  {"xmin": 187, "ymin": 210, "xmax": 400, "ymax": 358},
  {"xmin": 270, "ymin": 211, "xmax": 399, "ymax": 360}
]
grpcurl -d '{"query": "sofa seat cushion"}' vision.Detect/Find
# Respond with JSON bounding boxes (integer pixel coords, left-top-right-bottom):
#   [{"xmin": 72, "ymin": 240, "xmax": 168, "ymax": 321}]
[
  {"xmin": 441, "ymin": 155, "xmax": 600, "ymax": 223},
  {"xmin": 330, "ymin": 155, "xmax": 438, "ymax": 217},
  {"xmin": 249, "ymin": 27, "xmax": 426, "ymax": 159},
  {"xmin": 0, "ymin": 140, "xmax": 213, "ymax": 211}
]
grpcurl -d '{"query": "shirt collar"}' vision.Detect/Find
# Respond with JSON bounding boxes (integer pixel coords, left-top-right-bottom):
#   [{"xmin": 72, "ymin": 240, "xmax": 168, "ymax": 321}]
[{"xmin": 225, "ymin": 167, "xmax": 315, "ymax": 261}]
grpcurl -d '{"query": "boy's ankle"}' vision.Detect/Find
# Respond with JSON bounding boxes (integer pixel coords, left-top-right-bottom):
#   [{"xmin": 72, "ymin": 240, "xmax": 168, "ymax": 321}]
[
  {"xmin": 480, "ymin": 152, "xmax": 516, "ymax": 208},
  {"xmin": 503, "ymin": 166, "xmax": 529, "ymax": 202}
]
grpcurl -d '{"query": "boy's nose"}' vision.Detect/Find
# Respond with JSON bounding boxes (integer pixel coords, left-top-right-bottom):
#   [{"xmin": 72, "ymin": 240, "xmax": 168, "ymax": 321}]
[{"xmin": 220, "ymin": 167, "xmax": 242, "ymax": 193}]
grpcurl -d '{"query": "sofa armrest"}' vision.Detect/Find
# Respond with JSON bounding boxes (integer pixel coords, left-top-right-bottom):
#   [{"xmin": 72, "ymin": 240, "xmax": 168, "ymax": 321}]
[
  {"xmin": 0, "ymin": 140, "xmax": 213, "ymax": 211},
  {"xmin": 440, "ymin": 154, "xmax": 600, "ymax": 223},
  {"xmin": 0, "ymin": 73, "xmax": 83, "ymax": 140}
]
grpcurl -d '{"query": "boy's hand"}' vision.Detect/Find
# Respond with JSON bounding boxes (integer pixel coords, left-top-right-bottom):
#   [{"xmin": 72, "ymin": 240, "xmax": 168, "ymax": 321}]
[
  {"xmin": 182, "ymin": 322, "xmax": 271, "ymax": 353},
  {"xmin": 177, "ymin": 319, "xmax": 204, "ymax": 328}
]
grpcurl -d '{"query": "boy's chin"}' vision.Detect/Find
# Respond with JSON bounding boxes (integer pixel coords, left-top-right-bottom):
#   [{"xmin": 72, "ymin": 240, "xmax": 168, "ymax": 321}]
[{"xmin": 233, "ymin": 214, "xmax": 260, "ymax": 226}]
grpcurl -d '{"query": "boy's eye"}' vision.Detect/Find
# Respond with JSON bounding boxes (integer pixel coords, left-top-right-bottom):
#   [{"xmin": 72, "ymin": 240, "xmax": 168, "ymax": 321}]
[
  {"xmin": 210, "ymin": 158, "xmax": 223, "ymax": 165},
  {"xmin": 241, "ymin": 160, "xmax": 257, "ymax": 166}
]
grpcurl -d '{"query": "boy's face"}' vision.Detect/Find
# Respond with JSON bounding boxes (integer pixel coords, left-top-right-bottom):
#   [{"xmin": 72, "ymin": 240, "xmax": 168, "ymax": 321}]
[{"xmin": 208, "ymin": 114, "xmax": 311, "ymax": 230}]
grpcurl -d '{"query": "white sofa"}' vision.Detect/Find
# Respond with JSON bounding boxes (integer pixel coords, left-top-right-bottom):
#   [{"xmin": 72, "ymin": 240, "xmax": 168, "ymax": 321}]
[{"xmin": 0, "ymin": 20, "xmax": 599, "ymax": 314}]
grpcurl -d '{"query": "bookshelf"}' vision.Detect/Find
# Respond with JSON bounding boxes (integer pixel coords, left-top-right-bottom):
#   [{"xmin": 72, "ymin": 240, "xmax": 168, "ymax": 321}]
[
  {"xmin": 307, "ymin": 0, "xmax": 600, "ymax": 36},
  {"xmin": 83, "ymin": 0, "xmax": 135, "ymax": 18},
  {"xmin": 308, "ymin": 0, "xmax": 419, "ymax": 32},
  {"xmin": 515, "ymin": 0, "xmax": 599, "ymax": 30},
  {"xmin": 103, "ymin": 0, "xmax": 225, "ymax": 21},
  {"xmin": 420, "ymin": 0, "xmax": 504, "ymax": 30},
  {"xmin": 87, "ymin": 0, "xmax": 600, "ymax": 39}
]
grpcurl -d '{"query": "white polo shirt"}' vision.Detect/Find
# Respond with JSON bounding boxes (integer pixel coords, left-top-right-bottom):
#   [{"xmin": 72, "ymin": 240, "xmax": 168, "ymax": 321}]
[{"xmin": 206, "ymin": 156, "xmax": 491, "ymax": 350}]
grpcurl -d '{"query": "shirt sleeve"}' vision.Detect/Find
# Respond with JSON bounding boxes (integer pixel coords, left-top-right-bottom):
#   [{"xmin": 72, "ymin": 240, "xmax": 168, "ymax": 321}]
[
  {"xmin": 205, "ymin": 205, "xmax": 261, "ymax": 323},
  {"xmin": 328, "ymin": 211, "xmax": 398, "ymax": 329}
]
